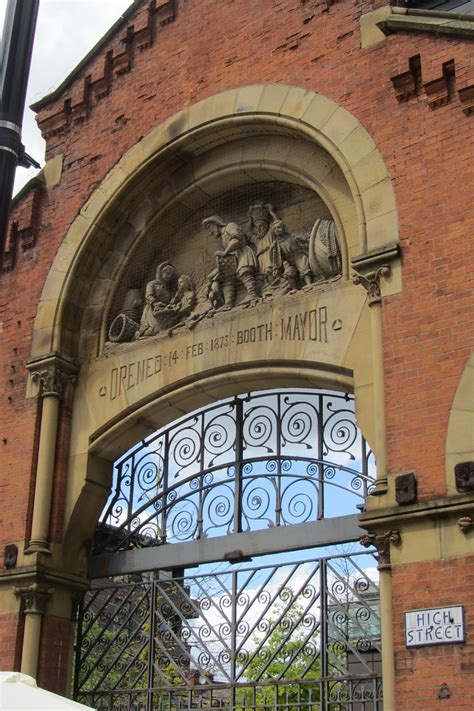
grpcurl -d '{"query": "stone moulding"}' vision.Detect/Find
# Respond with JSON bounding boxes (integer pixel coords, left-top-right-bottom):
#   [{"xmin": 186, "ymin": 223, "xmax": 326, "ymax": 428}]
[
  {"xmin": 360, "ymin": 495, "xmax": 474, "ymax": 531},
  {"xmin": 378, "ymin": 7, "xmax": 474, "ymax": 40},
  {"xmin": 30, "ymin": 85, "xmax": 400, "ymax": 362}
]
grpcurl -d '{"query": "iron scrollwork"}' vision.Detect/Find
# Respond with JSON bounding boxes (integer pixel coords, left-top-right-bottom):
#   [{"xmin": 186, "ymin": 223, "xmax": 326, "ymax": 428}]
[
  {"xmin": 95, "ymin": 391, "xmax": 374, "ymax": 553},
  {"xmin": 75, "ymin": 550, "xmax": 381, "ymax": 708},
  {"xmin": 93, "ymin": 390, "xmax": 375, "ymax": 555}
]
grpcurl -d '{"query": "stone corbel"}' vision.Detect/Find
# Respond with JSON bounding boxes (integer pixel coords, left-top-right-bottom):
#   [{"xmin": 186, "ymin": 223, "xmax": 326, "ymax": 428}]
[
  {"xmin": 360, "ymin": 529, "xmax": 401, "ymax": 566},
  {"xmin": 352, "ymin": 265, "xmax": 391, "ymax": 306}
]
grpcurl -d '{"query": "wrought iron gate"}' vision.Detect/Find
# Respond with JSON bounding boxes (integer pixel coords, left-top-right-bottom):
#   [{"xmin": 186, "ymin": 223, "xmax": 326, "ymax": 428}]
[{"xmin": 75, "ymin": 390, "xmax": 382, "ymax": 710}]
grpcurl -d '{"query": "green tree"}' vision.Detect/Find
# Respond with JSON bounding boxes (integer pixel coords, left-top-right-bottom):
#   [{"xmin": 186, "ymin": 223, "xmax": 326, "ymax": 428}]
[{"xmin": 238, "ymin": 593, "xmax": 322, "ymax": 709}]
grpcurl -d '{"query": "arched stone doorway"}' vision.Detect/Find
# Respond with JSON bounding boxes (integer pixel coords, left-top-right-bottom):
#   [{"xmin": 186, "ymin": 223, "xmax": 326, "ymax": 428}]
[
  {"xmin": 22, "ymin": 85, "xmax": 400, "ymax": 707},
  {"xmin": 74, "ymin": 387, "xmax": 382, "ymax": 710}
]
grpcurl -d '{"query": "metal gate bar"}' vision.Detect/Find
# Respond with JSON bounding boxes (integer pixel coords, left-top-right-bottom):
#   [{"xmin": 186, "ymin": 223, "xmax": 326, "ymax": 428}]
[{"xmin": 74, "ymin": 551, "xmax": 382, "ymax": 710}]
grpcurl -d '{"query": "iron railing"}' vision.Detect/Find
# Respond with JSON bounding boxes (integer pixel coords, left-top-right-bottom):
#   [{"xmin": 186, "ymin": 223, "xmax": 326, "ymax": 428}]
[
  {"xmin": 75, "ymin": 551, "xmax": 381, "ymax": 710},
  {"xmin": 94, "ymin": 391, "xmax": 375, "ymax": 555}
]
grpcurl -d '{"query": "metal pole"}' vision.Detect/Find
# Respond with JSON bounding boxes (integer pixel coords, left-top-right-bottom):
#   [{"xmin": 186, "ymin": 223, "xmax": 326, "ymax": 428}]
[{"xmin": 0, "ymin": 0, "xmax": 40, "ymax": 267}]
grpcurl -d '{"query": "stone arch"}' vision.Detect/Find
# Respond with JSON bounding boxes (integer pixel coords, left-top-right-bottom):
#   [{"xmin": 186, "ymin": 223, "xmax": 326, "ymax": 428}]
[
  {"xmin": 63, "ymin": 362, "xmax": 356, "ymax": 575},
  {"xmin": 445, "ymin": 352, "xmax": 474, "ymax": 495},
  {"xmin": 27, "ymin": 84, "xmax": 401, "ymax": 582},
  {"xmin": 31, "ymin": 84, "xmax": 399, "ymax": 362}
]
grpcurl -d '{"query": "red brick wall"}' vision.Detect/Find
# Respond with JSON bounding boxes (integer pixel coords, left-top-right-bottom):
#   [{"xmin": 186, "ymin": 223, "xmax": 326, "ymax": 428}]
[
  {"xmin": 0, "ymin": 0, "xmax": 472, "ymax": 703},
  {"xmin": 393, "ymin": 558, "xmax": 474, "ymax": 709},
  {"xmin": 37, "ymin": 614, "xmax": 74, "ymax": 694},
  {"xmin": 0, "ymin": 614, "xmax": 23, "ymax": 671}
]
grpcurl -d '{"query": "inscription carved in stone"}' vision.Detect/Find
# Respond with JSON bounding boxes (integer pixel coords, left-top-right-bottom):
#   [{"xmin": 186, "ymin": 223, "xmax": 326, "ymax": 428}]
[{"xmin": 107, "ymin": 199, "xmax": 342, "ymax": 344}]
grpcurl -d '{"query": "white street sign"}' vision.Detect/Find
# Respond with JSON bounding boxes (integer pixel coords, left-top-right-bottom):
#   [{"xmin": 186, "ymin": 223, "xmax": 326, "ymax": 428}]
[{"xmin": 405, "ymin": 606, "xmax": 465, "ymax": 648}]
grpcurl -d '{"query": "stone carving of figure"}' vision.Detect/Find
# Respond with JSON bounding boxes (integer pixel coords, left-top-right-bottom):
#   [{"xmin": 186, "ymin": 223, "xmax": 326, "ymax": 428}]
[
  {"xmin": 247, "ymin": 202, "xmax": 279, "ymax": 282},
  {"xmin": 203, "ymin": 216, "xmax": 259, "ymax": 310},
  {"xmin": 136, "ymin": 261, "xmax": 178, "ymax": 338},
  {"xmin": 167, "ymin": 274, "xmax": 196, "ymax": 322},
  {"xmin": 308, "ymin": 218, "xmax": 342, "ymax": 281},
  {"xmin": 269, "ymin": 219, "xmax": 312, "ymax": 289}
]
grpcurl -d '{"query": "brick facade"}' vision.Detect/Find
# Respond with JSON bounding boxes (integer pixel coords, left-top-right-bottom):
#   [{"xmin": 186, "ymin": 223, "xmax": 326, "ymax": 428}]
[{"xmin": 1, "ymin": 0, "xmax": 473, "ymax": 707}]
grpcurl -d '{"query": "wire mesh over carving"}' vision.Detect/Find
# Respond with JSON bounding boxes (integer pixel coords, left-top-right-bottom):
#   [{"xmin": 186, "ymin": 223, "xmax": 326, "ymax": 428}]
[
  {"xmin": 94, "ymin": 390, "xmax": 375, "ymax": 555},
  {"xmin": 105, "ymin": 181, "xmax": 341, "ymax": 346},
  {"xmin": 75, "ymin": 550, "xmax": 382, "ymax": 710}
]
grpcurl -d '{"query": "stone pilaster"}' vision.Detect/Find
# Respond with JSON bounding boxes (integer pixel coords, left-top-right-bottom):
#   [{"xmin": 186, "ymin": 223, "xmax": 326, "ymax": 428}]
[
  {"xmin": 25, "ymin": 355, "xmax": 78, "ymax": 555},
  {"xmin": 15, "ymin": 582, "xmax": 52, "ymax": 678}
]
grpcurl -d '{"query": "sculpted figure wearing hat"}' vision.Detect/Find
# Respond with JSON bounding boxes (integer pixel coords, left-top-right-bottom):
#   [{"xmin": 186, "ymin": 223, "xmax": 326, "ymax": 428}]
[
  {"xmin": 203, "ymin": 216, "xmax": 259, "ymax": 310},
  {"xmin": 247, "ymin": 202, "xmax": 279, "ymax": 283}
]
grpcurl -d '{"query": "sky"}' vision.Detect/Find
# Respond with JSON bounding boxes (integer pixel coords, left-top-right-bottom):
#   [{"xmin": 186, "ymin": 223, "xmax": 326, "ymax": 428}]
[{"xmin": 1, "ymin": 0, "xmax": 132, "ymax": 195}]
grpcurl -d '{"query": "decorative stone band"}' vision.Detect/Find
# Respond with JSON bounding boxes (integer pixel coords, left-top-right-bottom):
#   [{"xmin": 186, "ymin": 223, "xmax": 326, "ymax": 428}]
[
  {"xmin": 27, "ymin": 354, "xmax": 79, "ymax": 399},
  {"xmin": 15, "ymin": 582, "xmax": 52, "ymax": 615},
  {"xmin": 360, "ymin": 529, "xmax": 401, "ymax": 565},
  {"xmin": 352, "ymin": 265, "xmax": 391, "ymax": 306}
]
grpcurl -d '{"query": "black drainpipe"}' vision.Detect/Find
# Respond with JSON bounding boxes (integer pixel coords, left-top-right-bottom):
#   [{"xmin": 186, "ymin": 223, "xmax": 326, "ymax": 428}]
[{"xmin": 0, "ymin": 0, "xmax": 40, "ymax": 269}]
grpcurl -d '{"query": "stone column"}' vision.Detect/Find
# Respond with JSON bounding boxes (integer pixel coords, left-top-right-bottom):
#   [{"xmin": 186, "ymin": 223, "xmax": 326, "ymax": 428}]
[
  {"xmin": 361, "ymin": 531, "xmax": 400, "ymax": 711},
  {"xmin": 354, "ymin": 266, "xmax": 396, "ymax": 709},
  {"xmin": 25, "ymin": 356, "xmax": 77, "ymax": 555},
  {"xmin": 15, "ymin": 582, "xmax": 52, "ymax": 678},
  {"xmin": 353, "ymin": 265, "xmax": 391, "ymax": 495}
]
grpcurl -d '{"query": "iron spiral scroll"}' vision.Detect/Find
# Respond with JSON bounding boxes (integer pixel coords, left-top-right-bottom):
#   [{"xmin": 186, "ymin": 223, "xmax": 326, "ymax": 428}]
[{"xmin": 94, "ymin": 389, "xmax": 375, "ymax": 555}]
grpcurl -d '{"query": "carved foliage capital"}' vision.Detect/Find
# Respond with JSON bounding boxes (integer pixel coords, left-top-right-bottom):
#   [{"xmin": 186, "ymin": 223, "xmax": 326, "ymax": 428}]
[
  {"xmin": 352, "ymin": 265, "xmax": 391, "ymax": 306},
  {"xmin": 15, "ymin": 582, "xmax": 52, "ymax": 615},
  {"xmin": 458, "ymin": 516, "xmax": 473, "ymax": 534},
  {"xmin": 31, "ymin": 364, "xmax": 76, "ymax": 399},
  {"xmin": 360, "ymin": 529, "xmax": 401, "ymax": 565}
]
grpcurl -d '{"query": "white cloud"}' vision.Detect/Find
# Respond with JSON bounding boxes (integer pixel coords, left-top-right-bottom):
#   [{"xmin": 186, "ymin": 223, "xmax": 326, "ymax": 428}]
[{"xmin": 2, "ymin": 0, "xmax": 132, "ymax": 194}]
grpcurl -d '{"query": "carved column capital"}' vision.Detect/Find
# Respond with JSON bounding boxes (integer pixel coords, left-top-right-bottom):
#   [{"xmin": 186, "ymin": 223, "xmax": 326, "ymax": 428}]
[
  {"xmin": 360, "ymin": 529, "xmax": 401, "ymax": 565},
  {"xmin": 15, "ymin": 582, "xmax": 52, "ymax": 615},
  {"xmin": 31, "ymin": 366, "xmax": 76, "ymax": 398},
  {"xmin": 458, "ymin": 516, "xmax": 473, "ymax": 534},
  {"xmin": 27, "ymin": 354, "xmax": 78, "ymax": 399},
  {"xmin": 352, "ymin": 265, "xmax": 391, "ymax": 306}
]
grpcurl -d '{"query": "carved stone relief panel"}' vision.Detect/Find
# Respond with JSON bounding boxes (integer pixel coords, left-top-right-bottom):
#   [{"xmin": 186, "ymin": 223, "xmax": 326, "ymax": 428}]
[{"xmin": 106, "ymin": 181, "xmax": 341, "ymax": 349}]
